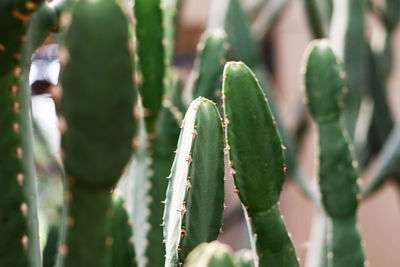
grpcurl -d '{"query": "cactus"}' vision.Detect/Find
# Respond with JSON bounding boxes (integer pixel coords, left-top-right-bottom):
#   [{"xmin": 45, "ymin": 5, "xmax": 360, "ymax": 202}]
[
  {"xmin": 0, "ymin": 1, "xmax": 44, "ymax": 266},
  {"xmin": 3, "ymin": 0, "xmax": 400, "ymax": 266},
  {"xmin": 163, "ymin": 97, "xmax": 225, "ymax": 266},
  {"xmin": 56, "ymin": 0, "xmax": 136, "ymax": 266},
  {"xmin": 110, "ymin": 195, "xmax": 136, "ymax": 267},
  {"xmin": 185, "ymin": 242, "xmax": 237, "ymax": 267},
  {"xmin": 222, "ymin": 61, "xmax": 299, "ymax": 267},
  {"xmin": 329, "ymin": 0, "xmax": 366, "ymax": 140},
  {"xmin": 135, "ymin": 0, "xmax": 165, "ymax": 133},
  {"xmin": 190, "ymin": 28, "xmax": 228, "ymax": 103},
  {"xmin": 302, "ymin": 39, "xmax": 365, "ymax": 267}
]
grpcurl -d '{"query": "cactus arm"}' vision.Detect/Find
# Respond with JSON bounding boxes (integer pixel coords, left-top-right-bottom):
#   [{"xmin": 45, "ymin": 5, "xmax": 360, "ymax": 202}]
[
  {"xmin": 163, "ymin": 98, "xmax": 225, "ymax": 266},
  {"xmin": 303, "ymin": 39, "xmax": 365, "ymax": 267},
  {"xmin": 110, "ymin": 195, "xmax": 136, "ymax": 267},
  {"xmin": 135, "ymin": 0, "xmax": 165, "ymax": 133},
  {"xmin": 208, "ymin": 0, "xmax": 317, "ymax": 202},
  {"xmin": 0, "ymin": 1, "xmax": 44, "ymax": 266},
  {"xmin": 304, "ymin": 0, "xmax": 325, "ymax": 38},
  {"xmin": 224, "ymin": 0, "xmax": 258, "ymax": 68},
  {"xmin": 191, "ymin": 29, "xmax": 228, "ymax": 103},
  {"xmin": 329, "ymin": 0, "xmax": 366, "ymax": 140},
  {"xmin": 185, "ymin": 242, "xmax": 237, "ymax": 267},
  {"xmin": 223, "ymin": 61, "xmax": 299, "ymax": 267},
  {"xmin": 57, "ymin": 0, "xmax": 136, "ymax": 266}
]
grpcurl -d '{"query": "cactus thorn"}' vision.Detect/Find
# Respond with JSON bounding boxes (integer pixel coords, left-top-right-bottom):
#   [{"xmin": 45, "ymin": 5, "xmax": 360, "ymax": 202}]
[
  {"xmin": 12, "ymin": 122, "xmax": 20, "ymax": 134},
  {"xmin": 12, "ymin": 10, "xmax": 32, "ymax": 24},
  {"xmin": 12, "ymin": 101, "xmax": 21, "ymax": 112},
  {"xmin": 20, "ymin": 202, "xmax": 28, "ymax": 217},
  {"xmin": 16, "ymin": 173, "xmax": 24, "ymax": 186},
  {"xmin": 21, "ymin": 235, "xmax": 29, "ymax": 251},
  {"xmin": 185, "ymin": 180, "xmax": 192, "ymax": 190},
  {"xmin": 186, "ymin": 155, "xmax": 193, "ymax": 164},
  {"xmin": 10, "ymin": 84, "xmax": 18, "ymax": 95},
  {"xmin": 16, "ymin": 147, "xmax": 23, "ymax": 159}
]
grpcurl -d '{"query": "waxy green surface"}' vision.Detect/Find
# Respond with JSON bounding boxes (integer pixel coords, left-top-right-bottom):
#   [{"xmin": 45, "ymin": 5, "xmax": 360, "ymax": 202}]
[
  {"xmin": 192, "ymin": 29, "xmax": 228, "ymax": 103},
  {"xmin": 135, "ymin": 0, "xmax": 164, "ymax": 133},
  {"xmin": 163, "ymin": 98, "xmax": 224, "ymax": 266},
  {"xmin": 303, "ymin": 40, "xmax": 364, "ymax": 267},
  {"xmin": 0, "ymin": 1, "xmax": 43, "ymax": 266},
  {"xmin": 223, "ymin": 61, "xmax": 298, "ymax": 267},
  {"xmin": 111, "ymin": 196, "xmax": 136, "ymax": 267},
  {"xmin": 59, "ymin": 0, "xmax": 136, "ymax": 266}
]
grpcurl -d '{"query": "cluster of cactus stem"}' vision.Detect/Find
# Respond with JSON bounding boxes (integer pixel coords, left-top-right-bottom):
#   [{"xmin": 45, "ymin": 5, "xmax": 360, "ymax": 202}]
[{"xmin": 1, "ymin": 0, "xmax": 399, "ymax": 266}]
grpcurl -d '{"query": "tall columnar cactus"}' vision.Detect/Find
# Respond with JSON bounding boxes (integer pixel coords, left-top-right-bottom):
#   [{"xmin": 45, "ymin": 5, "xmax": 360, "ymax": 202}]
[
  {"xmin": 135, "ymin": 0, "xmax": 165, "ymax": 133},
  {"xmin": 329, "ymin": 0, "xmax": 366, "ymax": 140},
  {"xmin": 56, "ymin": 0, "xmax": 136, "ymax": 266},
  {"xmin": 302, "ymin": 39, "xmax": 365, "ymax": 267},
  {"xmin": 110, "ymin": 195, "xmax": 136, "ymax": 267},
  {"xmin": 185, "ymin": 242, "xmax": 237, "ymax": 267},
  {"xmin": 0, "ymin": 1, "xmax": 44, "ymax": 266},
  {"xmin": 163, "ymin": 97, "xmax": 225, "ymax": 266},
  {"xmin": 190, "ymin": 28, "xmax": 228, "ymax": 103},
  {"xmin": 222, "ymin": 61, "xmax": 299, "ymax": 267}
]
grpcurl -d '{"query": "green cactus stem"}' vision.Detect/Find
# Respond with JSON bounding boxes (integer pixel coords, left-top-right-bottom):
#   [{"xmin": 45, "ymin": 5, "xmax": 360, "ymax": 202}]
[
  {"xmin": 329, "ymin": 0, "xmax": 366, "ymax": 140},
  {"xmin": 185, "ymin": 242, "xmax": 237, "ymax": 267},
  {"xmin": 163, "ymin": 97, "xmax": 225, "ymax": 266},
  {"xmin": 304, "ymin": 0, "xmax": 325, "ymax": 38},
  {"xmin": 144, "ymin": 105, "xmax": 181, "ymax": 266},
  {"xmin": 135, "ymin": 0, "xmax": 165, "ymax": 133},
  {"xmin": 191, "ymin": 28, "xmax": 228, "ymax": 103},
  {"xmin": 302, "ymin": 39, "xmax": 365, "ymax": 267},
  {"xmin": 57, "ymin": 0, "xmax": 136, "ymax": 266},
  {"xmin": 0, "ymin": 1, "xmax": 44, "ymax": 266},
  {"xmin": 223, "ymin": 61, "xmax": 299, "ymax": 267},
  {"xmin": 110, "ymin": 195, "xmax": 136, "ymax": 267}
]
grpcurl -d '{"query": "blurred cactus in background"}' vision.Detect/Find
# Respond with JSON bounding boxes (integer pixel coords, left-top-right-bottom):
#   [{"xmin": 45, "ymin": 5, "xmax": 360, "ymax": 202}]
[{"xmin": 1, "ymin": 0, "xmax": 399, "ymax": 266}]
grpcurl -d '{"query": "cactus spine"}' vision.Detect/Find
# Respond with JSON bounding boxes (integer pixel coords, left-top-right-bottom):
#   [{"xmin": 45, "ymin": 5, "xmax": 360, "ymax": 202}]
[
  {"xmin": 222, "ymin": 61, "xmax": 299, "ymax": 267},
  {"xmin": 163, "ymin": 97, "xmax": 225, "ymax": 266},
  {"xmin": 302, "ymin": 39, "xmax": 365, "ymax": 267},
  {"xmin": 57, "ymin": 0, "xmax": 136, "ymax": 265}
]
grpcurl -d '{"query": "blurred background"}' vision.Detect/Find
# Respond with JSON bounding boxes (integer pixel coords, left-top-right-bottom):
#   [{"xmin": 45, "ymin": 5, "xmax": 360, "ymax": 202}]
[{"xmin": 31, "ymin": 0, "xmax": 400, "ymax": 266}]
